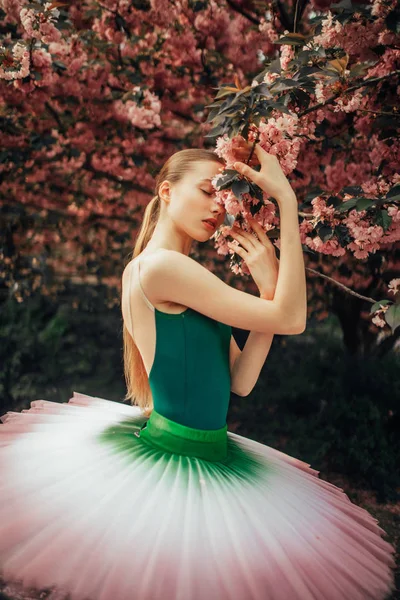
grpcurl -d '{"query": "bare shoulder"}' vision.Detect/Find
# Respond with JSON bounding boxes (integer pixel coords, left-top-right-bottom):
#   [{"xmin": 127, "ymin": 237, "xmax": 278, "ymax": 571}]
[
  {"xmin": 121, "ymin": 257, "xmax": 137, "ymax": 288},
  {"xmin": 140, "ymin": 248, "xmax": 195, "ymax": 268}
]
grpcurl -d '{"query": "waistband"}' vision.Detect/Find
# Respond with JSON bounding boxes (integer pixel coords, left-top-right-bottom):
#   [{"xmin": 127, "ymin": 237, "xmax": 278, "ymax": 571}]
[{"xmin": 138, "ymin": 409, "xmax": 228, "ymax": 462}]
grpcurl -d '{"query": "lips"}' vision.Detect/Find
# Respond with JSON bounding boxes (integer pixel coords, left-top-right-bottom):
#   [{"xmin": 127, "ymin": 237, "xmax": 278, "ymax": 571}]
[{"xmin": 202, "ymin": 218, "xmax": 217, "ymax": 229}]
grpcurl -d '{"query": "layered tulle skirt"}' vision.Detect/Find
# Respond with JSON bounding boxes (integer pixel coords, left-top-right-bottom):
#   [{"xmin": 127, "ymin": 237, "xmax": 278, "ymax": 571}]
[{"xmin": 0, "ymin": 392, "xmax": 396, "ymax": 600}]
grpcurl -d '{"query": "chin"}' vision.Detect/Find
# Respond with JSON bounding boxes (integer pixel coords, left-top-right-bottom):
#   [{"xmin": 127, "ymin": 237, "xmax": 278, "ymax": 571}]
[
  {"xmin": 201, "ymin": 230, "xmax": 216, "ymax": 241},
  {"xmin": 195, "ymin": 233, "xmax": 211, "ymax": 243}
]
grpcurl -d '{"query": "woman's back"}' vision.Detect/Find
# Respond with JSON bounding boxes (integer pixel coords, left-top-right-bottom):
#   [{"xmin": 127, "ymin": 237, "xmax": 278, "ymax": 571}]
[{"xmin": 122, "ymin": 255, "xmax": 232, "ymax": 429}]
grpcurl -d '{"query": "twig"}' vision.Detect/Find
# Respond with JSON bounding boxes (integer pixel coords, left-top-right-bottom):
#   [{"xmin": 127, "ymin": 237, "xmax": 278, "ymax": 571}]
[
  {"xmin": 306, "ymin": 267, "xmax": 379, "ymax": 303},
  {"xmin": 298, "ymin": 70, "xmax": 400, "ymax": 119}
]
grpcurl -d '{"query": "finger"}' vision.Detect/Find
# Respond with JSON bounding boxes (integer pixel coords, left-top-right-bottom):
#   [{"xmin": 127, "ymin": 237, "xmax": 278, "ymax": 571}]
[
  {"xmin": 233, "ymin": 161, "xmax": 262, "ymax": 186},
  {"xmin": 248, "ymin": 217, "xmax": 274, "ymax": 247},
  {"xmin": 254, "ymin": 143, "xmax": 268, "ymax": 156},
  {"xmin": 230, "ymin": 230, "xmax": 257, "ymax": 250},
  {"xmin": 227, "ymin": 241, "xmax": 247, "ymax": 258},
  {"xmin": 231, "ymin": 226, "xmax": 258, "ymax": 242},
  {"xmin": 254, "ymin": 144, "xmax": 276, "ymax": 165}
]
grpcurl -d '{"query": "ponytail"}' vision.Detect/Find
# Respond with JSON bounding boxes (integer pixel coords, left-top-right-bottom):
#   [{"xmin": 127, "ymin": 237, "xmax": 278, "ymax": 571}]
[{"xmin": 122, "ymin": 194, "xmax": 160, "ymax": 414}]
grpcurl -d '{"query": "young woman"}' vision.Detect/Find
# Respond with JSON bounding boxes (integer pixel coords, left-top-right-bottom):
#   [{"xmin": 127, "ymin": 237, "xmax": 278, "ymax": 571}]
[{"xmin": 0, "ymin": 145, "xmax": 395, "ymax": 600}]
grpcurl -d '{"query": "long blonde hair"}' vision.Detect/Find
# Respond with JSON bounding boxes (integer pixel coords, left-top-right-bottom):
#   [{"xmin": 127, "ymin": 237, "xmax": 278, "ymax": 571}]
[{"xmin": 123, "ymin": 148, "xmax": 225, "ymax": 415}]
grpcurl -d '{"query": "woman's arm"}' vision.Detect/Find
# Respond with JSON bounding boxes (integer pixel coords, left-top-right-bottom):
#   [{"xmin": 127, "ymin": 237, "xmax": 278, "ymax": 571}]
[
  {"xmin": 230, "ymin": 330, "xmax": 274, "ymax": 397},
  {"xmin": 272, "ymin": 194, "xmax": 307, "ymax": 330},
  {"xmin": 137, "ymin": 249, "xmax": 302, "ymax": 335},
  {"xmin": 229, "ymin": 288, "xmax": 275, "ymax": 398},
  {"xmin": 232, "ymin": 146, "xmax": 307, "ymax": 332}
]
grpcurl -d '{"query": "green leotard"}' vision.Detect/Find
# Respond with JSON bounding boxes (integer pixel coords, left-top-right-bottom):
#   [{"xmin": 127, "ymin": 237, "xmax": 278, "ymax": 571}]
[{"xmin": 134, "ymin": 255, "xmax": 232, "ymax": 431}]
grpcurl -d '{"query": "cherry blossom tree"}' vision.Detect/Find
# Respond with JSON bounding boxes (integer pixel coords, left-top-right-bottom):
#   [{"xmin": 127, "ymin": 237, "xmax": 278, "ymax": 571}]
[
  {"xmin": 206, "ymin": 0, "xmax": 400, "ymax": 351},
  {"xmin": 0, "ymin": 0, "xmax": 399, "ymax": 353}
]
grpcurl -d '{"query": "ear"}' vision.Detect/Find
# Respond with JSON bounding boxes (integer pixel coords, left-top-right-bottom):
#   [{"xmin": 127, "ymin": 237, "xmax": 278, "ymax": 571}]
[{"xmin": 159, "ymin": 180, "xmax": 171, "ymax": 203}]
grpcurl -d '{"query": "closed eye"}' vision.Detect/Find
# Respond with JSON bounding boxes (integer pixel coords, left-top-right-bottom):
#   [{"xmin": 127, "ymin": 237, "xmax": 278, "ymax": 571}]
[{"xmin": 201, "ymin": 189, "xmax": 213, "ymax": 196}]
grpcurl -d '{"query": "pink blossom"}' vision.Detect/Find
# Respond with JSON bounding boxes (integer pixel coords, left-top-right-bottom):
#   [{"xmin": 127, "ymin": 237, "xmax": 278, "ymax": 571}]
[
  {"xmin": 20, "ymin": 3, "xmax": 61, "ymax": 43},
  {"xmin": 388, "ymin": 278, "xmax": 400, "ymax": 296},
  {"xmin": 333, "ymin": 89, "xmax": 363, "ymax": 113},
  {"xmin": 280, "ymin": 44, "xmax": 295, "ymax": 71},
  {"xmin": 344, "ymin": 209, "xmax": 385, "ymax": 258},
  {"xmin": 372, "ymin": 312, "xmax": 387, "ymax": 328},
  {"xmin": 113, "ymin": 88, "xmax": 161, "ymax": 130},
  {"xmin": 0, "ymin": 41, "xmax": 30, "ymax": 79},
  {"xmin": 311, "ymin": 196, "xmax": 337, "ymax": 223}
]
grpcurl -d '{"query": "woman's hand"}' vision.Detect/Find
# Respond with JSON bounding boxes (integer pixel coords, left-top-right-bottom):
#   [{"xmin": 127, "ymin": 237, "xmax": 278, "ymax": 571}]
[
  {"xmin": 227, "ymin": 216, "xmax": 279, "ymax": 300},
  {"xmin": 233, "ymin": 143, "xmax": 296, "ymax": 203}
]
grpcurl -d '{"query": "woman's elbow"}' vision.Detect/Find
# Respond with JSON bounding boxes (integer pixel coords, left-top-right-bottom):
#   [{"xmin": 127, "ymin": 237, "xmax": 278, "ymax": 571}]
[
  {"xmin": 285, "ymin": 315, "xmax": 307, "ymax": 335},
  {"xmin": 231, "ymin": 385, "xmax": 252, "ymax": 397},
  {"xmin": 286, "ymin": 322, "xmax": 306, "ymax": 335},
  {"xmin": 294, "ymin": 319, "xmax": 307, "ymax": 334}
]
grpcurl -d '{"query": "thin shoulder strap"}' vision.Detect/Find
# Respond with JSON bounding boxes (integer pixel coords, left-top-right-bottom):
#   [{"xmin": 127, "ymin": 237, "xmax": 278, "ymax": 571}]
[{"xmin": 135, "ymin": 255, "xmax": 155, "ymax": 312}]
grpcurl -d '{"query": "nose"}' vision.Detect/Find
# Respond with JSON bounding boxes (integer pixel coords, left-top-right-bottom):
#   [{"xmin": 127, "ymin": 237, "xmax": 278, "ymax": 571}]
[
  {"xmin": 211, "ymin": 199, "xmax": 225, "ymax": 216},
  {"xmin": 212, "ymin": 207, "xmax": 226, "ymax": 228}
]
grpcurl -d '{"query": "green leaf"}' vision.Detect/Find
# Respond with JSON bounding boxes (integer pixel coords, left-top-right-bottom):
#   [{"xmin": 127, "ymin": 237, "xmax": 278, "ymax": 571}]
[
  {"xmin": 385, "ymin": 7, "xmax": 400, "ymax": 33},
  {"xmin": 215, "ymin": 87, "xmax": 237, "ymax": 100},
  {"xmin": 223, "ymin": 213, "xmax": 236, "ymax": 227},
  {"xmin": 330, "ymin": 0, "xmax": 354, "ymax": 13},
  {"xmin": 252, "ymin": 66, "xmax": 272, "ymax": 84},
  {"xmin": 250, "ymin": 199, "xmax": 264, "ymax": 216},
  {"xmin": 356, "ymin": 198, "xmax": 375, "ymax": 211},
  {"xmin": 385, "ymin": 303, "xmax": 400, "ymax": 332},
  {"xmin": 374, "ymin": 209, "xmax": 392, "ymax": 231},
  {"xmin": 342, "ymin": 185, "xmax": 363, "ymax": 195},
  {"xmin": 370, "ymin": 299, "xmax": 391, "ymax": 314},
  {"xmin": 204, "ymin": 101, "xmax": 223, "ymax": 109},
  {"xmin": 26, "ymin": 2, "xmax": 43, "ymax": 9},
  {"xmin": 248, "ymin": 181, "xmax": 264, "ymax": 202},
  {"xmin": 214, "ymin": 170, "xmax": 238, "ymax": 190},
  {"xmin": 231, "ymin": 179, "xmax": 250, "ymax": 201},
  {"xmin": 204, "ymin": 125, "xmax": 226, "ymax": 138},
  {"xmin": 336, "ymin": 198, "xmax": 358, "ymax": 212},
  {"xmin": 188, "ymin": 0, "xmax": 208, "ymax": 11},
  {"xmin": 52, "ymin": 60, "xmax": 67, "ymax": 70},
  {"xmin": 205, "ymin": 106, "xmax": 221, "ymax": 124},
  {"xmin": 271, "ymin": 79, "xmax": 298, "ymax": 93},
  {"xmin": 316, "ymin": 224, "xmax": 334, "ymax": 242},
  {"xmin": 326, "ymin": 195, "xmax": 342, "ymax": 208},
  {"xmin": 251, "ymin": 83, "xmax": 272, "ymax": 97},
  {"xmin": 303, "ymin": 188, "xmax": 324, "ymax": 204},
  {"xmin": 334, "ymin": 224, "xmax": 352, "ymax": 245},
  {"xmin": 273, "ymin": 33, "xmax": 309, "ymax": 46},
  {"xmin": 385, "ymin": 183, "xmax": 400, "ymax": 202}
]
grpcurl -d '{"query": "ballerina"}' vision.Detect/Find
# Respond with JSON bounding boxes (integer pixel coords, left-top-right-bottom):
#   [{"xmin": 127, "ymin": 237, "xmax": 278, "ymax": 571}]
[{"xmin": 0, "ymin": 144, "xmax": 396, "ymax": 600}]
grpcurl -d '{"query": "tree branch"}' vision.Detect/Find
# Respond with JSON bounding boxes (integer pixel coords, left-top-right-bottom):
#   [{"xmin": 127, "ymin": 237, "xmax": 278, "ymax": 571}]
[
  {"xmin": 298, "ymin": 70, "xmax": 400, "ymax": 119},
  {"xmin": 306, "ymin": 266, "xmax": 379, "ymax": 304},
  {"xmin": 225, "ymin": 0, "xmax": 260, "ymax": 25}
]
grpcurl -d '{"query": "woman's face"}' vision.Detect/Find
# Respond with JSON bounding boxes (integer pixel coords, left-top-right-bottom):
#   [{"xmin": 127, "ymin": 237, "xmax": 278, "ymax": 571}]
[{"xmin": 159, "ymin": 160, "xmax": 226, "ymax": 242}]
